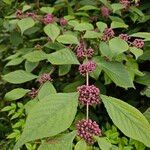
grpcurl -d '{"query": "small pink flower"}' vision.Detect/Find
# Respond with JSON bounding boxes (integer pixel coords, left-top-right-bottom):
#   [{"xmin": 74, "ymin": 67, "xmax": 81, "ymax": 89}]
[
  {"xmin": 119, "ymin": 34, "xmax": 130, "ymax": 42},
  {"xmin": 77, "ymin": 85, "xmax": 100, "ymax": 105},
  {"xmin": 120, "ymin": 0, "xmax": 130, "ymax": 9},
  {"xmin": 15, "ymin": 10, "xmax": 23, "ymax": 19},
  {"xmin": 79, "ymin": 61, "xmax": 96, "ymax": 76},
  {"xmin": 101, "ymin": 6, "xmax": 110, "ymax": 18},
  {"xmin": 28, "ymin": 88, "xmax": 38, "ymax": 99},
  {"xmin": 25, "ymin": 12, "xmax": 36, "ymax": 20},
  {"xmin": 102, "ymin": 28, "xmax": 114, "ymax": 41},
  {"xmin": 43, "ymin": 14, "xmax": 54, "ymax": 24},
  {"xmin": 86, "ymin": 48, "xmax": 94, "ymax": 58},
  {"xmin": 132, "ymin": 39, "xmax": 144, "ymax": 49},
  {"xmin": 76, "ymin": 119, "xmax": 102, "ymax": 144},
  {"xmin": 60, "ymin": 18, "xmax": 68, "ymax": 26},
  {"xmin": 76, "ymin": 41, "xmax": 85, "ymax": 58},
  {"xmin": 38, "ymin": 73, "xmax": 52, "ymax": 84}
]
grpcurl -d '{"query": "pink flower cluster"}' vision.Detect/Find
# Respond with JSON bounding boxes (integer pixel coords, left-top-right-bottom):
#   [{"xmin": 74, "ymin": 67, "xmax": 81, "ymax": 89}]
[
  {"xmin": 132, "ymin": 39, "xmax": 144, "ymax": 49},
  {"xmin": 101, "ymin": 6, "xmax": 110, "ymax": 18},
  {"xmin": 60, "ymin": 18, "xmax": 68, "ymax": 26},
  {"xmin": 76, "ymin": 42, "xmax": 94, "ymax": 59},
  {"xmin": 43, "ymin": 14, "xmax": 54, "ymax": 24},
  {"xmin": 79, "ymin": 61, "xmax": 96, "ymax": 76},
  {"xmin": 119, "ymin": 34, "xmax": 130, "ymax": 42},
  {"xmin": 76, "ymin": 119, "xmax": 101, "ymax": 144},
  {"xmin": 25, "ymin": 12, "xmax": 36, "ymax": 20},
  {"xmin": 120, "ymin": 0, "xmax": 130, "ymax": 9},
  {"xmin": 15, "ymin": 10, "xmax": 23, "ymax": 19},
  {"xmin": 38, "ymin": 73, "xmax": 52, "ymax": 84},
  {"xmin": 77, "ymin": 85, "xmax": 100, "ymax": 105},
  {"xmin": 28, "ymin": 88, "xmax": 38, "ymax": 99},
  {"xmin": 102, "ymin": 28, "xmax": 114, "ymax": 41}
]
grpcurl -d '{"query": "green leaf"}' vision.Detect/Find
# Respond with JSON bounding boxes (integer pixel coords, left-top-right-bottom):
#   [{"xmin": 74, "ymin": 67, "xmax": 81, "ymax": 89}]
[
  {"xmin": 111, "ymin": 3, "xmax": 124, "ymax": 13},
  {"xmin": 130, "ymin": 32, "xmax": 150, "ymax": 39},
  {"xmin": 101, "ymin": 94, "xmax": 150, "ymax": 147},
  {"xmin": 96, "ymin": 22, "xmax": 107, "ymax": 33},
  {"xmin": 141, "ymin": 87, "xmax": 150, "ymax": 98},
  {"xmin": 2, "ymin": 70, "xmax": 38, "ymax": 84},
  {"xmin": 22, "ymin": 5, "xmax": 31, "ymax": 12},
  {"xmin": 74, "ymin": 139, "xmax": 87, "ymax": 150},
  {"xmin": 44, "ymin": 24, "xmax": 60, "ymax": 42},
  {"xmin": 23, "ymin": 51, "xmax": 47, "ymax": 62},
  {"xmin": 94, "ymin": 57, "xmax": 134, "ymax": 88},
  {"xmin": 74, "ymin": 23, "xmax": 94, "ymax": 31},
  {"xmin": 40, "ymin": 7, "xmax": 54, "ymax": 14},
  {"xmin": 130, "ymin": 47, "xmax": 143, "ymax": 60},
  {"xmin": 111, "ymin": 21, "xmax": 128, "ymax": 29},
  {"xmin": 13, "ymin": 93, "xmax": 78, "ymax": 150},
  {"xmin": 95, "ymin": 136, "xmax": 112, "ymax": 150},
  {"xmin": 38, "ymin": 81, "xmax": 56, "ymax": 100},
  {"xmin": 38, "ymin": 131, "xmax": 76, "ymax": 150},
  {"xmin": 143, "ymin": 108, "xmax": 150, "ymax": 123},
  {"xmin": 57, "ymin": 34, "xmax": 79, "ymax": 44},
  {"xmin": 139, "ymin": 50, "xmax": 150, "ymax": 61},
  {"xmin": 78, "ymin": 5, "xmax": 99, "ymax": 11},
  {"xmin": 83, "ymin": 31, "xmax": 101, "ymax": 38},
  {"xmin": 109, "ymin": 37, "xmax": 129, "ymax": 56},
  {"xmin": 25, "ymin": 61, "xmax": 38, "ymax": 72},
  {"xmin": 6, "ymin": 57, "xmax": 24, "ymax": 66},
  {"xmin": 17, "ymin": 18, "xmax": 35, "ymax": 35},
  {"xmin": 4, "ymin": 88, "xmax": 30, "ymax": 101},
  {"xmin": 47, "ymin": 48, "xmax": 79, "ymax": 65},
  {"xmin": 59, "ymin": 65, "xmax": 71, "ymax": 76},
  {"xmin": 135, "ymin": 72, "xmax": 150, "ymax": 86}
]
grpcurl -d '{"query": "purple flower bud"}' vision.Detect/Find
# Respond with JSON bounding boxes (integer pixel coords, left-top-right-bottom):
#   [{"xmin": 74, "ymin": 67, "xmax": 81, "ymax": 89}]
[
  {"xmin": 43, "ymin": 14, "xmax": 54, "ymax": 24},
  {"xmin": 60, "ymin": 18, "xmax": 68, "ymax": 26},
  {"xmin": 86, "ymin": 48, "xmax": 94, "ymax": 58},
  {"xmin": 25, "ymin": 12, "xmax": 36, "ymax": 20},
  {"xmin": 15, "ymin": 10, "xmax": 23, "ymax": 19},
  {"xmin": 38, "ymin": 73, "xmax": 52, "ymax": 84},
  {"xmin": 77, "ymin": 85, "xmax": 100, "ymax": 105},
  {"xmin": 119, "ymin": 34, "xmax": 130, "ymax": 42},
  {"xmin": 76, "ymin": 41, "xmax": 85, "ymax": 58},
  {"xmin": 28, "ymin": 88, "xmax": 38, "ymax": 99},
  {"xmin": 132, "ymin": 39, "xmax": 144, "ymax": 49},
  {"xmin": 76, "ymin": 119, "xmax": 102, "ymax": 144},
  {"xmin": 79, "ymin": 61, "xmax": 96, "ymax": 76},
  {"xmin": 101, "ymin": 6, "xmax": 110, "ymax": 18},
  {"xmin": 102, "ymin": 28, "xmax": 114, "ymax": 41}
]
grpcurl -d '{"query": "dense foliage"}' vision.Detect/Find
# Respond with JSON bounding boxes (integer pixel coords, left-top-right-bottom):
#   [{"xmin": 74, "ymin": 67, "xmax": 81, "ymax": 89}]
[{"xmin": 0, "ymin": 0, "xmax": 150, "ymax": 150}]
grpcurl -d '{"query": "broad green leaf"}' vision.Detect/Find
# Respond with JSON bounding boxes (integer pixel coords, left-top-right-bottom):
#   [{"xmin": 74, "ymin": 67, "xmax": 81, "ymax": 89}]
[
  {"xmin": 38, "ymin": 131, "xmax": 76, "ymax": 150},
  {"xmin": 23, "ymin": 51, "xmax": 47, "ymax": 62},
  {"xmin": 22, "ymin": 5, "xmax": 31, "ymax": 12},
  {"xmin": 57, "ymin": 34, "xmax": 78, "ymax": 44},
  {"xmin": 130, "ymin": 32, "xmax": 150, "ymax": 39},
  {"xmin": 2, "ymin": 70, "xmax": 38, "ymax": 84},
  {"xmin": 95, "ymin": 136, "xmax": 112, "ymax": 150},
  {"xmin": 38, "ymin": 81, "xmax": 56, "ymax": 100},
  {"xmin": 94, "ymin": 57, "xmax": 134, "ymax": 88},
  {"xmin": 83, "ymin": 31, "xmax": 101, "ymax": 38},
  {"xmin": 111, "ymin": 21, "xmax": 128, "ymax": 29},
  {"xmin": 74, "ymin": 23, "xmax": 94, "ymax": 31},
  {"xmin": 101, "ymin": 94, "xmax": 150, "ymax": 147},
  {"xmin": 109, "ymin": 37, "xmax": 129, "ymax": 56},
  {"xmin": 44, "ymin": 24, "xmax": 60, "ymax": 42},
  {"xmin": 143, "ymin": 108, "xmax": 150, "ymax": 123},
  {"xmin": 3, "ymin": 0, "xmax": 11, "ymax": 5},
  {"xmin": 40, "ymin": 7, "xmax": 54, "ymax": 14},
  {"xmin": 135, "ymin": 72, "xmax": 150, "ymax": 86},
  {"xmin": 17, "ymin": 18, "xmax": 35, "ymax": 34},
  {"xmin": 78, "ymin": 5, "xmax": 99, "ymax": 11},
  {"xmin": 139, "ymin": 50, "xmax": 150, "ymax": 61},
  {"xmin": 13, "ymin": 93, "xmax": 78, "ymax": 150},
  {"xmin": 47, "ymin": 48, "xmax": 79, "ymax": 65},
  {"xmin": 111, "ymin": 3, "xmax": 124, "ymax": 13},
  {"xmin": 96, "ymin": 22, "xmax": 107, "ymax": 33},
  {"xmin": 99, "ymin": 0, "xmax": 112, "ymax": 9},
  {"xmin": 99, "ymin": 42, "xmax": 113, "ymax": 58},
  {"xmin": 129, "ymin": 6, "xmax": 144, "ymax": 17},
  {"xmin": 109, "ymin": 16, "xmax": 125, "ymax": 23},
  {"xmin": 4, "ymin": 88, "xmax": 30, "ymax": 101},
  {"xmin": 130, "ymin": 47, "xmax": 143, "ymax": 60},
  {"xmin": 141, "ymin": 87, "xmax": 150, "ymax": 98},
  {"xmin": 6, "ymin": 57, "xmax": 24, "ymax": 66},
  {"xmin": 68, "ymin": 20, "xmax": 79, "ymax": 27},
  {"xmin": 59, "ymin": 65, "xmax": 71, "ymax": 76},
  {"xmin": 74, "ymin": 139, "xmax": 87, "ymax": 150},
  {"xmin": 25, "ymin": 61, "xmax": 38, "ymax": 72}
]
